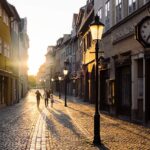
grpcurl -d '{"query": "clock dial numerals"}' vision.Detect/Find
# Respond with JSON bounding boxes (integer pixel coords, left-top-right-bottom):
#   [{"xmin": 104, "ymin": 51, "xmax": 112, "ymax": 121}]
[{"xmin": 140, "ymin": 19, "xmax": 150, "ymax": 44}]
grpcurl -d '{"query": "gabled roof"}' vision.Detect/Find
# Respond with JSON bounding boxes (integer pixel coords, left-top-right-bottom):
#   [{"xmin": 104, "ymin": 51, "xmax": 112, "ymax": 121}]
[
  {"xmin": 0, "ymin": 0, "xmax": 13, "ymax": 17},
  {"xmin": 77, "ymin": 7, "xmax": 94, "ymax": 36},
  {"xmin": 8, "ymin": 4, "xmax": 21, "ymax": 22},
  {"xmin": 76, "ymin": 6, "xmax": 86, "ymax": 28}
]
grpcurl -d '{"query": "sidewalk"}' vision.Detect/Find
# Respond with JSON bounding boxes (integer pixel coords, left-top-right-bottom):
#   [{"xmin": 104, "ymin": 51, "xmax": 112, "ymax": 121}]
[{"xmin": 54, "ymin": 94, "xmax": 150, "ymax": 150}]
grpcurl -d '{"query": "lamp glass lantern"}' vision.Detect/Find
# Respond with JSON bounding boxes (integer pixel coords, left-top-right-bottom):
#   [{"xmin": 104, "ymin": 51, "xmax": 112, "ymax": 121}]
[
  {"xmin": 51, "ymin": 78, "xmax": 54, "ymax": 82},
  {"xmin": 58, "ymin": 76, "xmax": 62, "ymax": 81},
  {"xmin": 90, "ymin": 16, "xmax": 104, "ymax": 40},
  {"xmin": 63, "ymin": 69, "xmax": 68, "ymax": 76}
]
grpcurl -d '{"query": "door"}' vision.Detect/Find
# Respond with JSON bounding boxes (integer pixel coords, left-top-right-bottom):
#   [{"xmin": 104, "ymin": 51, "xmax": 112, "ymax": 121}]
[
  {"xmin": 116, "ymin": 66, "xmax": 131, "ymax": 116},
  {"xmin": 145, "ymin": 59, "xmax": 150, "ymax": 122},
  {"xmin": 100, "ymin": 69, "xmax": 109, "ymax": 111}
]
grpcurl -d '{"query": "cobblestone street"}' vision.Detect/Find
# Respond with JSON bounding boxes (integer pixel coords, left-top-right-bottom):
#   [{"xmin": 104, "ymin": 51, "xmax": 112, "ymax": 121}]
[{"xmin": 0, "ymin": 89, "xmax": 150, "ymax": 150}]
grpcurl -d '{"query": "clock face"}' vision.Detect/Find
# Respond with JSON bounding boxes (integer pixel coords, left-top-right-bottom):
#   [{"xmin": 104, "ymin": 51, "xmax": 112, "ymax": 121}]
[{"xmin": 140, "ymin": 18, "xmax": 150, "ymax": 44}]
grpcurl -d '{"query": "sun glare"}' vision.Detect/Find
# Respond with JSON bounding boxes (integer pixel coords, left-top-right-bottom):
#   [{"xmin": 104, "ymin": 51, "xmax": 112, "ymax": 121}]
[{"xmin": 28, "ymin": 51, "xmax": 45, "ymax": 75}]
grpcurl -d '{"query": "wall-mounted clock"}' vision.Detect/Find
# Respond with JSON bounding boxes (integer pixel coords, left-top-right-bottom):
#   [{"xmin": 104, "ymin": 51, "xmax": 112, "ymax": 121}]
[{"xmin": 135, "ymin": 16, "xmax": 150, "ymax": 48}]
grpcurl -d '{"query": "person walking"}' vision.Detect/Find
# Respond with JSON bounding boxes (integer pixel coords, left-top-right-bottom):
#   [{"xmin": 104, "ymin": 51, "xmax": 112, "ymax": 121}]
[
  {"xmin": 35, "ymin": 90, "xmax": 42, "ymax": 108},
  {"xmin": 43, "ymin": 89, "xmax": 49, "ymax": 107},
  {"xmin": 50, "ymin": 93, "xmax": 54, "ymax": 107}
]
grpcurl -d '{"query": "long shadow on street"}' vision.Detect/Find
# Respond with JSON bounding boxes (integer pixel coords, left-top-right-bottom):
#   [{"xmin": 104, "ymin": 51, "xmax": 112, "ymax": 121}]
[
  {"xmin": 67, "ymin": 106, "xmax": 93, "ymax": 117},
  {"xmin": 47, "ymin": 107, "xmax": 81, "ymax": 137},
  {"xmin": 39, "ymin": 108, "xmax": 60, "ymax": 140}
]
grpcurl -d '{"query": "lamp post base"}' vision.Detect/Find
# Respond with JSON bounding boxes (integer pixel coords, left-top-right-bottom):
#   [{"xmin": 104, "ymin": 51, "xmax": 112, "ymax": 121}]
[{"xmin": 93, "ymin": 113, "xmax": 101, "ymax": 145}]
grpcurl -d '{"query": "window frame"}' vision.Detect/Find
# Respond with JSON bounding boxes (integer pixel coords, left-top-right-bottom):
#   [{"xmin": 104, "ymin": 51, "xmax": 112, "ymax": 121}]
[
  {"xmin": 4, "ymin": 42, "xmax": 10, "ymax": 58},
  {"xmin": 105, "ymin": 0, "xmax": 110, "ymax": 30},
  {"xmin": 97, "ymin": 7, "xmax": 102, "ymax": 20},
  {"xmin": 115, "ymin": 0, "xmax": 122, "ymax": 23},
  {"xmin": 128, "ymin": 0, "xmax": 137, "ymax": 14}
]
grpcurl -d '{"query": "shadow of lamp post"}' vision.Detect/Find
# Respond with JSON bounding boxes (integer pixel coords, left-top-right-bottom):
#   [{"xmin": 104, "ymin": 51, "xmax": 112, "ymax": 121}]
[
  {"xmin": 90, "ymin": 15, "xmax": 105, "ymax": 145},
  {"xmin": 58, "ymin": 76, "xmax": 62, "ymax": 99}
]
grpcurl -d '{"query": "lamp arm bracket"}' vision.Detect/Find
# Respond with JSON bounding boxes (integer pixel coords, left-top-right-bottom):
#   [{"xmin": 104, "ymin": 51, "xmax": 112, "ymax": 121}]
[{"xmin": 90, "ymin": 52, "xmax": 103, "ymax": 54}]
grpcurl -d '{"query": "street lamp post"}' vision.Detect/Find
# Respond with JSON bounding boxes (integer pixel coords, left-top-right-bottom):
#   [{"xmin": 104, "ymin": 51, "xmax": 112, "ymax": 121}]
[
  {"xmin": 90, "ymin": 15, "xmax": 105, "ymax": 145},
  {"xmin": 51, "ymin": 78, "xmax": 54, "ymax": 93},
  {"xmin": 58, "ymin": 76, "xmax": 62, "ymax": 99},
  {"xmin": 63, "ymin": 68, "xmax": 68, "ymax": 107}
]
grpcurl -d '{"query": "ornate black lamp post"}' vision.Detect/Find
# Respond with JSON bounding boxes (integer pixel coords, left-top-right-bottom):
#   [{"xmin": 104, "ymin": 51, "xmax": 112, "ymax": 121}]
[
  {"xmin": 58, "ymin": 76, "xmax": 62, "ymax": 99},
  {"xmin": 90, "ymin": 15, "xmax": 105, "ymax": 145}
]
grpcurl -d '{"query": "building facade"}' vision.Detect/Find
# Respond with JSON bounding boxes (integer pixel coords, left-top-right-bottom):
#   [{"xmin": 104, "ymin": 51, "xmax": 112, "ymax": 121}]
[
  {"xmin": 19, "ymin": 18, "xmax": 29, "ymax": 99},
  {"xmin": 0, "ymin": 1, "xmax": 13, "ymax": 107},
  {"xmin": 0, "ymin": 1, "xmax": 29, "ymax": 108},
  {"xmin": 94, "ymin": 0, "xmax": 150, "ymax": 124},
  {"xmin": 41, "ymin": 0, "xmax": 150, "ymax": 125},
  {"xmin": 77, "ymin": 0, "xmax": 96, "ymax": 103},
  {"xmin": 44, "ymin": 46, "xmax": 55, "ymax": 90}
]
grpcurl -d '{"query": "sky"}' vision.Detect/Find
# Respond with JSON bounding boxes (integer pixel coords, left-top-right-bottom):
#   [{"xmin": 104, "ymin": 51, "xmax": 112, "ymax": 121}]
[{"xmin": 8, "ymin": 0, "xmax": 86, "ymax": 75}]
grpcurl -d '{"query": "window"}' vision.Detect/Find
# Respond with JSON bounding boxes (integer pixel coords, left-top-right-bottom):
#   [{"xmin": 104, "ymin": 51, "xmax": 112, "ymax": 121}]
[
  {"xmin": 87, "ymin": 32, "xmax": 91, "ymax": 49},
  {"xmin": 0, "ymin": 38, "xmax": 2, "ymax": 54},
  {"xmin": 3, "ymin": 10, "xmax": 9, "ymax": 26},
  {"xmin": 4, "ymin": 43, "xmax": 10, "ymax": 58},
  {"xmin": 13, "ymin": 21, "xmax": 18, "ymax": 33},
  {"xmin": 105, "ymin": 1, "xmax": 110, "ymax": 17},
  {"xmin": 83, "ymin": 38, "xmax": 87, "ymax": 51},
  {"xmin": 116, "ymin": 0, "xmax": 122, "ymax": 22},
  {"xmin": 105, "ymin": 0, "xmax": 110, "ymax": 30},
  {"xmin": 98, "ymin": 8, "xmax": 102, "ymax": 20},
  {"xmin": 128, "ymin": 0, "xmax": 137, "ymax": 14}
]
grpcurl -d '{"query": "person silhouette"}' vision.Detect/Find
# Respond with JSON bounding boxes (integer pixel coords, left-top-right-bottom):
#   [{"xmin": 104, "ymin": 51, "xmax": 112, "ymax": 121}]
[
  {"xmin": 50, "ymin": 93, "xmax": 54, "ymax": 107},
  {"xmin": 35, "ymin": 90, "xmax": 42, "ymax": 108},
  {"xmin": 43, "ymin": 89, "xmax": 49, "ymax": 107}
]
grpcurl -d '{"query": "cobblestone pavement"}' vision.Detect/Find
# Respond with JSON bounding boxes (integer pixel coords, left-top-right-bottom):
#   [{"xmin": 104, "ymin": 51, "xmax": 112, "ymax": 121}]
[
  {"xmin": 1, "ymin": 90, "xmax": 150, "ymax": 150},
  {"xmin": 0, "ymin": 90, "xmax": 97, "ymax": 150},
  {"xmin": 53, "ymin": 95, "xmax": 150, "ymax": 150},
  {"xmin": 0, "ymin": 90, "xmax": 43, "ymax": 150}
]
